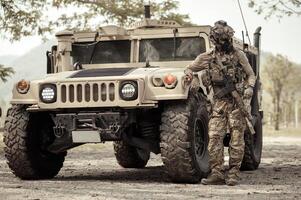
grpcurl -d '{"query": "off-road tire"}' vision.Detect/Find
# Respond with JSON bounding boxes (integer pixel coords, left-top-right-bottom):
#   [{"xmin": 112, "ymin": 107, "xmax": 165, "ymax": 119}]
[
  {"xmin": 160, "ymin": 93, "xmax": 210, "ymax": 183},
  {"xmin": 114, "ymin": 141, "xmax": 149, "ymax": 168},
  {"xmin": 3, "ymin": 105, "xmax": 66, "ymax": 179},
  {"xmin": 241, "ymin": 115, "xmax": 263, "ymax": 170}
]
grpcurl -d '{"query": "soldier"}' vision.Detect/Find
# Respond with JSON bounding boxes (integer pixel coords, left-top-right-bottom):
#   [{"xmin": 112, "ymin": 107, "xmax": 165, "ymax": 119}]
[{"xmin": 184, "ymin": 20, "xmax": 256, "ymax": 186}]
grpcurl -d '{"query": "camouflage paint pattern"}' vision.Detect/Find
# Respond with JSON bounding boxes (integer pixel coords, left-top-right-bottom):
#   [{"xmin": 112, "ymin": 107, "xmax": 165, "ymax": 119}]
[{"xmin": 208, "ymin": 99, "xmax": 246, "ymax": 179}]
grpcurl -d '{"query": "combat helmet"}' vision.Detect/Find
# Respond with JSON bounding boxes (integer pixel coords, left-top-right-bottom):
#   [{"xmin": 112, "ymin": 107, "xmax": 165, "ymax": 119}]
[{"xmin": 209, "ymin": 20, "xmax": 234, "ymax": 45}]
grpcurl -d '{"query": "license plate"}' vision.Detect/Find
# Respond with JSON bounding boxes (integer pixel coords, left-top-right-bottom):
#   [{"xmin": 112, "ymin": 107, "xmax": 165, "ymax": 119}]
[{"xmin": 72, "ymin": 130, "xmax": 101, "ymax": 143}]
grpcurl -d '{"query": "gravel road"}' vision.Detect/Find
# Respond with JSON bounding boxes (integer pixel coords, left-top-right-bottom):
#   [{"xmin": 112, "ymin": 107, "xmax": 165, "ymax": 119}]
[{"xmin": 0, "ymin": 135, "xmax": 300, "ymax": 200}]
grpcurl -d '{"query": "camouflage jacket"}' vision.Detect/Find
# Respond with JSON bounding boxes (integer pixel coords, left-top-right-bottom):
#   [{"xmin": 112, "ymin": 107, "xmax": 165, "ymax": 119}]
[{"xmin": 187, "ymin": 48, "xmax": 256, "ymax": 97}]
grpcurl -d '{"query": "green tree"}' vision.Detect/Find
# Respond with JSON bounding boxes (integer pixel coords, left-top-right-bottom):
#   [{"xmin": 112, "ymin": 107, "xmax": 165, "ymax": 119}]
[
  {"xmin": 262, "ymin": 54, "xmax": 294, "ymax": 130},
  {"xmin": 281, "ymin": 65, "xmax": 301, "ymax": 127},
  {"xmin": 0, "ymin": 64, "xmax": 14, "ymax": 82},
  {"xmin": 0, "ymin": 0, "xmax": 190, "ymax": 41},
  {"xmin": 248, "ymin": 0, "xmax": 301, "ymax": 19}
]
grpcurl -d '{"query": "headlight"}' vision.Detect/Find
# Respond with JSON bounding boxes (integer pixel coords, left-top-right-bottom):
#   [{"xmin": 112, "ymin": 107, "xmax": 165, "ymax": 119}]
[
  {"xmin": 119, "ymin": 81, "xmax": 138, "ymax": 101},
  {"xmin": 40, "ymin": 84, "xmax": 57, "ymax": 103}
]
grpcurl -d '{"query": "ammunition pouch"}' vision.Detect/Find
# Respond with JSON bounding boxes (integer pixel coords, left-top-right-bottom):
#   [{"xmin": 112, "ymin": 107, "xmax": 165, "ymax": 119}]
[{"xmin": 210, "ymin": 68, "xmax": 224, "ymax": 83}]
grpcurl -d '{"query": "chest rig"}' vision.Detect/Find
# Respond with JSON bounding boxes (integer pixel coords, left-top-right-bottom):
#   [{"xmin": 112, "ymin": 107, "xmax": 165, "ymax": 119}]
[{"xmin": 201, "ymin": 51, "xmax": 245, "ymax": 98}]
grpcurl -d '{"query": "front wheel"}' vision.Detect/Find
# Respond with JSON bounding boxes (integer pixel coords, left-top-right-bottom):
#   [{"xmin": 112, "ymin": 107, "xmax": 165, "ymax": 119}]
[
  {"xmin": 160, "ymin": 93, "xmax": 210, "ymax": 183},
  {"xmin": 3, "ymin": 105, "xmax": 66, "ymax": 179}
]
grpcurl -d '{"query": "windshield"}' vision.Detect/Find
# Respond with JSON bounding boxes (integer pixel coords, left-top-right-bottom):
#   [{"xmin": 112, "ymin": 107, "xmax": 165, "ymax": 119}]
[
  {"xmin": 71, "ymin": 40, "xmax": 131, "ymax": 64},
  {"xmin": 139, "ymin": 37, "xmax": 206, "ymax": 62}
]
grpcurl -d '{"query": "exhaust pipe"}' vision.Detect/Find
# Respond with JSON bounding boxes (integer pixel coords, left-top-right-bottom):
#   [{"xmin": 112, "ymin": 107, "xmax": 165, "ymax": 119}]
[
  {"xmin": 254, "ymin": 27, "xmax": 262, "ymax": 73},
  {"xmin": 144, "ymin": 4, "xmax": 151, "ymax": 19},
  {"xmin": 254, "ymin": 27, "xmax": 262, "ymax": 50}
]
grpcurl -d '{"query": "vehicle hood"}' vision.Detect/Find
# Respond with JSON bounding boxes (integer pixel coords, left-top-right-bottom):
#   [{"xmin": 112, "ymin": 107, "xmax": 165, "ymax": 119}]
[{"xmin": 40, "ymin": 67, "xmax": 186, "ymax": 83}]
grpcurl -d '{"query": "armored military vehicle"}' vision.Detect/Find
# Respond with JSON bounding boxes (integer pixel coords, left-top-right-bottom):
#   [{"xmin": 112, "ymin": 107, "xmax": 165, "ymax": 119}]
[{"xmin": 3, "ymin": 7, "xmax": 263, "ymax": 183}]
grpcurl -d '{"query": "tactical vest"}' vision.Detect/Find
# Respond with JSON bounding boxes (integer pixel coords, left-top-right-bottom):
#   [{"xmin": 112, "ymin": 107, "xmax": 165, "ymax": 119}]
[{"xmin": 201, "ymin": 51, "xmax": 245, "ymax": 99}]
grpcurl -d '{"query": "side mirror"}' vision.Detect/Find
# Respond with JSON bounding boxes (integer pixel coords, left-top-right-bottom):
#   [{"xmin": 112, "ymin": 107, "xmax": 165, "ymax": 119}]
[
  {"xmin": 46, "ymin": 51, "xmax": 52, "ymax": 74},
  {"xmin": 47, "ymin": 46, "xmax": 57, "ymax": 74}
]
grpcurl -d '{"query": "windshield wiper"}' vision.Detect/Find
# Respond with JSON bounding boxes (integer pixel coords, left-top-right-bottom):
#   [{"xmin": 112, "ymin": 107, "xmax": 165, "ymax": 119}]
[
  {"xmin": 89, "ymin": 32, "xmax": 100, "ymax": 64},
  {"xmin": 173, "ymin": 28, "xmax": 178, "ymax": 60}
]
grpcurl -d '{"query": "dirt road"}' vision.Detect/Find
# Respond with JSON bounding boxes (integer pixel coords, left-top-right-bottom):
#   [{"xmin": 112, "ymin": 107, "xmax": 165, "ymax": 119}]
[{"xmin": 0, "ymin": 135, "xmax": 300, "ymax": 200}]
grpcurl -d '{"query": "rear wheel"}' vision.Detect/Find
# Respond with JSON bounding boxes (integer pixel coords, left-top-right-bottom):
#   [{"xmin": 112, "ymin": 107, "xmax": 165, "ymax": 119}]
[
  {"xmin": 3, "ymin": 105, "xmax": 66, "ymax": 179},
  {"xmin": 113, "ymin": 140, "xmax": 149, "ymax": 168},
  {"xmin": 160, "ymin": 93, "xmax": 210, "ymax": 183},
  {"xmin": 241, "ymin": 115, "xmax": 263, "ymax": 170}
]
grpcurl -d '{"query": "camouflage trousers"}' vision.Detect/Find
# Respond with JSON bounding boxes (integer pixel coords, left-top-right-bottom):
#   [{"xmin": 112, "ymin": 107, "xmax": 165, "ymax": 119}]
[{"xmin": 208, "ymin": 98, "xmax": 246, "ymax": 180}]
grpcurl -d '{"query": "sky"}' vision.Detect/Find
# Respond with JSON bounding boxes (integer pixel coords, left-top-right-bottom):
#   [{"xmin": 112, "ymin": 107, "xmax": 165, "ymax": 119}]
[{"xmin": 0, "ymin": 0, "xmax": 300, "ymax": 63}]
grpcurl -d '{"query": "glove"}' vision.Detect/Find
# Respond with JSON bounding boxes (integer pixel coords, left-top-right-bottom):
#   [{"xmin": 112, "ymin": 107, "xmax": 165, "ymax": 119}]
[
  {"xmin": 190, "ymin": 76, "xmax": 200, "ymax": 92},
  {"xmin": 184, "ymin": 68, "xmax": 193, "ymax": 82},
  {"xmin": 244, "ymin": 86, "xmax": 254, "ymax": 99}
]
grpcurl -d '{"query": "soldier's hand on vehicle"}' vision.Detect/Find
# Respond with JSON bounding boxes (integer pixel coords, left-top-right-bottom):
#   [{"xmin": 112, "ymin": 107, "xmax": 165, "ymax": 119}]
[{"xmin": 244, "ymin": 86, "xmax": 254, "ymax": 99}]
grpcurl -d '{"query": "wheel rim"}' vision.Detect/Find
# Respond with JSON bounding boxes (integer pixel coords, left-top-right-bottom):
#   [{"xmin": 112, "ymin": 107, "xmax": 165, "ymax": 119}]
[{"xmin": 194, "ymin": 118, "xmax": 207, "ymax": 162}]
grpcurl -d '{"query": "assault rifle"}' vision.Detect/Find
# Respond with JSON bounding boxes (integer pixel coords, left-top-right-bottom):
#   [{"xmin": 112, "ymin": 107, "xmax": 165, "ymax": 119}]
[{"xmin": 214, "ymin": 58, "xmax": 256, "ymax": 135}]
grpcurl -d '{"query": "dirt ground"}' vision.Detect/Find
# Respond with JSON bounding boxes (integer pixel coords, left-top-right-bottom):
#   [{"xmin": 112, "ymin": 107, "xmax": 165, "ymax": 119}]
[{"xmin": 0, "ymin": 133, "xmax": 300, "ymax": 200}]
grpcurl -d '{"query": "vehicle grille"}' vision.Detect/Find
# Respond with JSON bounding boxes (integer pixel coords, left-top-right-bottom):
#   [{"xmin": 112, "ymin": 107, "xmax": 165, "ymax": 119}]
[{"xmin": 60, "ymin": 82, "xmax": 116, "ymax": 103}]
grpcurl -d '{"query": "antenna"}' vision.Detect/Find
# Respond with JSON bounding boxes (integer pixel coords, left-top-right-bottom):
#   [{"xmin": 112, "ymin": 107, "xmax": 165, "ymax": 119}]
[
  {"xmin": 241, "ymin": 30, "xmax": 246, "ymax": 51},
  {"xmin": 237, "ymin": 0, "xmax": 251, "ymax": 44},
  {"xmin": 242, "ymin": 30, "xmax": 245, "ymax": 44}
]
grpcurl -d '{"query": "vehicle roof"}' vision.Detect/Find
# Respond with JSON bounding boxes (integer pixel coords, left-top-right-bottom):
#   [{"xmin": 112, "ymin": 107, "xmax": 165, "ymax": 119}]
[{"xmin": 56, "ymin": 19, "xmax": 258, "ymax": 55}]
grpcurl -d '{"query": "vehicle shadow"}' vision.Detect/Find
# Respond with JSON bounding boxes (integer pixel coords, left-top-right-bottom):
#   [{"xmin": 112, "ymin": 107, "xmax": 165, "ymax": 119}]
[
  {"xmin": 54, "ymin": 165, "xmax": 172, "ymax": 183},
  {"xmin": 54, "ymin": 162, "xmax": 301, "ymax": 185}
]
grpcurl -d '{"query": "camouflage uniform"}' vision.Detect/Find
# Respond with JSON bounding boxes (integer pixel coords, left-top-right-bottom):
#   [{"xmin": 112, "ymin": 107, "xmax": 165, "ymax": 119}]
[{"xmin": 185, "ymin": 21, "xmax": 256, "ymax": 184}]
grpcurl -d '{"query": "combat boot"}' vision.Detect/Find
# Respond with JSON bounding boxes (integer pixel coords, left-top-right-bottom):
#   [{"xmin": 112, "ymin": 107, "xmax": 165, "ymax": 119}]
[
  {"xmin": 225, "ymin": 177, "xmax": 238, "ymax": 186},
  {"xmin": 225, "ymin": 172, "xmax": 240, "ymax": 186},
  {"xmin": 201, "ymin": 174, "xmax": 225, "ymax": 185}
]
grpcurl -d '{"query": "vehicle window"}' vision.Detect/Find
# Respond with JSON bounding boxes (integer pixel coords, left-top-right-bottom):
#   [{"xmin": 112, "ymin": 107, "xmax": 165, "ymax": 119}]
[
  {"xmin": 71, "ymin": 40, "xmax": 131, "ymax": 64},
  {"xmin": 139, "ymin": 37, "xmax": 206, "ymax": 62}
]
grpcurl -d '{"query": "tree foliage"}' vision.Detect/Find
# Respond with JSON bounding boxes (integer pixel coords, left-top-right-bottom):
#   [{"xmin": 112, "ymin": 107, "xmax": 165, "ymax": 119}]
[
  {"xmin": 281, "ymin": 66, "xmax": 301, "ymax": 127},
  {"xmin": 0, "ymin": 0, "xmax": 190, "ymax": 41},
  {"xmin": 0, "ymin": 64, "xmax": 14, "ymax": 82},
  {"xmin": 262, "ymin": 54, "xmax": 301, "ymax": 130},
  {"xmin": 263, "ymin": 54, "xmax": 293, "ymax": 99},
  {"xmin": 248, "ymin": 0, "xmax": 301, "ymax": 19}
]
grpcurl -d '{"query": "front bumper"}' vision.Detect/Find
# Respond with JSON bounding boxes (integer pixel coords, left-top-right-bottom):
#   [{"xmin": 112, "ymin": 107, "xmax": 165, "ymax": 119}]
[{"xmin": 47, "ymin": 111, "xmax": 128, "ymax": 153}]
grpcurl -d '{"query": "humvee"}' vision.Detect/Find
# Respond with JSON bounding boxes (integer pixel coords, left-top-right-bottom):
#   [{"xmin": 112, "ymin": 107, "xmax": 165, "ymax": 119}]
[{"xmin": 3, "ymin": 7, "xmax": 263, "ymax": 183}]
